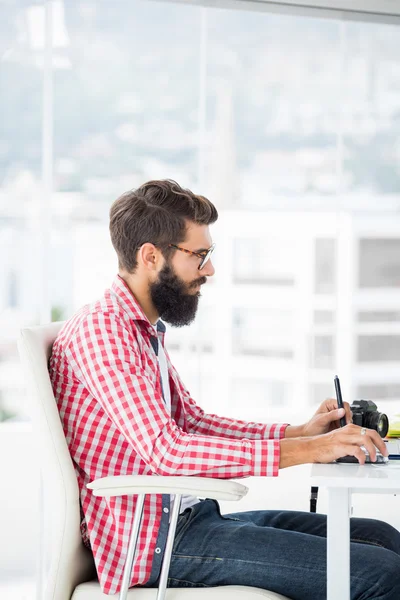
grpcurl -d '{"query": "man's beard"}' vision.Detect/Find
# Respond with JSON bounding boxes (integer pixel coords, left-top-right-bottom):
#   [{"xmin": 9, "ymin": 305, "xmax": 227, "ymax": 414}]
[{"xmin": 149, "ymin": 262, "xmax": 207, "ymax": 327}]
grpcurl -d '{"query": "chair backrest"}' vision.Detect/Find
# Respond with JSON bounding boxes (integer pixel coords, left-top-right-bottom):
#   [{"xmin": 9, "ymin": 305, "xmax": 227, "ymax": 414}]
[{"xmin": 18, "ymin": 323, "xmax": 96, "ymax": 600}]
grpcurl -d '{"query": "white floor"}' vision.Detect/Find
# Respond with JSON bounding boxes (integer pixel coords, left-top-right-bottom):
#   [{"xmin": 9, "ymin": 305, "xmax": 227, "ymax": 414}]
[{"xmin": 0, "ymin": 578, "xmax": 36, "ymax": 600}]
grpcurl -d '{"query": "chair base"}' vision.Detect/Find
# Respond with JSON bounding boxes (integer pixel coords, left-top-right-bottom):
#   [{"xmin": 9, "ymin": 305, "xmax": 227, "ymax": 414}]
[{"xmin": 71, "ymin": 581, "xmax": 291, "ymax": 599}]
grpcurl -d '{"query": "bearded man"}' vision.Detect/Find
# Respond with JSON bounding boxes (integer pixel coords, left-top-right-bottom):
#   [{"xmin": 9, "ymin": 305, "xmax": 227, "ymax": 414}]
[{"xmin": 50, "ymin": 179, "xmax": 400, "ymax": 600}]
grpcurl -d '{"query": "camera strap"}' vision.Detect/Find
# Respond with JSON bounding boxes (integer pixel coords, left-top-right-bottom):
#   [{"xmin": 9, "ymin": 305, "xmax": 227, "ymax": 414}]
[{"xmin": 310, "ymin": 486, "xmax": 319, "ymax": 513}]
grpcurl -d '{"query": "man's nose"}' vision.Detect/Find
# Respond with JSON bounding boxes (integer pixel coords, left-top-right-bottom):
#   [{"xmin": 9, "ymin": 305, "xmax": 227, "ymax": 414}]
[{"xmin": 202, "ymin": 259, "xmax": 215, "ymax": 277}]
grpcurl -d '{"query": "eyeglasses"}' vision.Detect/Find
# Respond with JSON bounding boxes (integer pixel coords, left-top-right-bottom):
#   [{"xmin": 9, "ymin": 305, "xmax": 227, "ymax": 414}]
[{"xmin": 168, "ymin": 242, "xmax": 216, "ymax": 270}]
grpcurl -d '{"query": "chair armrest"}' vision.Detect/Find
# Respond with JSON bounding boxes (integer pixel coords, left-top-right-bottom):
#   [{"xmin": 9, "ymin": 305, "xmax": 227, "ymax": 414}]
[{"xmin": 87, "ymin": 475, "xmax": 248, "ymax": 501}]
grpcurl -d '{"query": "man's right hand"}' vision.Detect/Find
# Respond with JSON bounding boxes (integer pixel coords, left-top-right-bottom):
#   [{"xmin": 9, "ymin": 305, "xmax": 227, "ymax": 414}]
[{"xmin": 279, "ymin": 424, "xmax": 389, "ymax": 469}]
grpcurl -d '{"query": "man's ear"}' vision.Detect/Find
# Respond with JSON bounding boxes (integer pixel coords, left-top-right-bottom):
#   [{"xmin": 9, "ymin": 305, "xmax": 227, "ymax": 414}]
[{"xmin": 137, "ymin": 243, "xmax": 161, "ymax": 271}]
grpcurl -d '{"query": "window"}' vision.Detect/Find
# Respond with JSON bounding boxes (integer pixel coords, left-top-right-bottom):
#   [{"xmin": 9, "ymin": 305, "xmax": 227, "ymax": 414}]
[
  {"xmin": 357, "ymin": 335, "xmax": 400, "ymax": 362},
  {"xmin": 357, "ymin": 383, "xmax": 400, "ymax": 400},
  {"xmin": 358, "ymin": 311, "xmax": 400, "ymax": 323},
  {"xmin": 3, "ymin": 1, "xmax": 400, "ymax": 418},
  {"xmin": 315, "ymin": 239, "xmax": 336, "ymax": 294},
  {"xmin": 310, "ymin": 335, "xmax": 335, "ymax": 369},
  {"xmin": 359, "ymin": 239, "xmax": 400, "ymax": 288},
  {"xmin": 314, "ymin": 310, "xmax": 335, "ymax": 324}
]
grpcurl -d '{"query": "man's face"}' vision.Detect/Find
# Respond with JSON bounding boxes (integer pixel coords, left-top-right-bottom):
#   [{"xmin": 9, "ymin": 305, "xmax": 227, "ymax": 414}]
[{"xmin": 149, "ymin": 223, "xmax": 215, "ymax": 327}]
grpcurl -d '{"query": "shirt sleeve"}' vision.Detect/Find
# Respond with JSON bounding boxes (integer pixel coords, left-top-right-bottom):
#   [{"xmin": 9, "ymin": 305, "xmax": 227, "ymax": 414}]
[{"xmin": 67, "ymin": 311, "xmax": 281, "ymax": 478}]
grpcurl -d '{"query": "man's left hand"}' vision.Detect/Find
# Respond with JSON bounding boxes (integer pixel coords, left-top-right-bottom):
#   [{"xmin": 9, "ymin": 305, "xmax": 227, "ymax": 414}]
[{"xmin": 301, "ymin": 398, "xmax": 352, "ymax": 437}]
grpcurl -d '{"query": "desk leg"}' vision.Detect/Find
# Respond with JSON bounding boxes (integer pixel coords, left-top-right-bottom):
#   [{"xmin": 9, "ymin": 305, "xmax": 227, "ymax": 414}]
[{"xmin": 327, "ymin": 487, "xmax": 351, "ymax": 600}]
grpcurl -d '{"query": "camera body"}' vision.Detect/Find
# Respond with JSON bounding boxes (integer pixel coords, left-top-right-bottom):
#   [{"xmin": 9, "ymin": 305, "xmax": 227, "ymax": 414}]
[{"xmin": 350, "ymin": 399, "xmax": 389, "ymax": 438}]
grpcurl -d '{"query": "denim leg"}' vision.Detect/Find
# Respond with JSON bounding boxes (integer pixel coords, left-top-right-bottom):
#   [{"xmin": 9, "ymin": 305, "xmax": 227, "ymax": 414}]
[
  {"xmin": 222, "ymin": 506, "xmax": 400, "ymax": 556},
  {"xmin": 163, "ymin": 499, "xmax": 400, "ymax": 600}
]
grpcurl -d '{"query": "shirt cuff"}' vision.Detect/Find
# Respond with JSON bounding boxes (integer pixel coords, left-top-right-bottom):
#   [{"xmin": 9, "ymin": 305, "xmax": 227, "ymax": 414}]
[
  {"xmin": 263, "ymin": 422, "xmax": 290, "ymax": 439},
  {"xmin": 251, "ymin": 439, "xmax": 281, "ymax": 477}
]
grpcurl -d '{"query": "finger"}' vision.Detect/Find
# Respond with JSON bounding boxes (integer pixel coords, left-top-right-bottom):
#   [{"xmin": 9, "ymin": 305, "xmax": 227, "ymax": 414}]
[
  {"xmin": 340, "ymin": 444, "xmax": 367, "ymax": 465},
  {"xmin": 324, "ymin": 397, "xmax": 338, "ymax": 412},
  {"xmin": 365, "ymin": 429, "xmax": 389, "ymax": 456},
  {"xmin": 358, "ymin": 436, "xmax": 377, "ymax": 461},
  {"xmin": 343, "ymin": 402, "xmax": 352, "ymax": 424},
  {"xmin": 320, "ymin": 407, "xmax": 345, "ymax": 425},
  {"xmin": 355, "ymin": 431, "xmax": 388, "ymax": 461},
  {"xmin": 316, "ymin": 398, "xmax": 337, "ymax": 415}
]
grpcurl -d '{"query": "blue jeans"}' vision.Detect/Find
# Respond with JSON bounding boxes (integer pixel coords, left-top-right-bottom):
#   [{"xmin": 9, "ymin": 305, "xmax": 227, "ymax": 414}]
[{"xmin": 147, "ymin": 499, "xmax": 400, "ymax": 600}]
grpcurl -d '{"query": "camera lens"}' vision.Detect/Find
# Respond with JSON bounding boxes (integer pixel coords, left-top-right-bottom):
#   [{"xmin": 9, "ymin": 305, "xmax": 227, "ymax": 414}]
[{"xmin": 365, "ymin": 411, "xmax": 389, "ymax": 438}]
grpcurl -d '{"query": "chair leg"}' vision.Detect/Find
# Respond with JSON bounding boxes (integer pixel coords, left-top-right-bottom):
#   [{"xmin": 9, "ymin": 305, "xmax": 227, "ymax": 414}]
[
  {"xmin": 119, "ymin": 494, "xmax": 146, "ymax": 600},
  {"xmin": 156, "ymin": 495, "xmax": 182, "ymax": 600}
]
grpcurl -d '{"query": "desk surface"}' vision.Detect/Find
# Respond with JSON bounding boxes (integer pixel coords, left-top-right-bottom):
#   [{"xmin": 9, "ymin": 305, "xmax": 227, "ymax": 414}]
[{"xmin": 311, "ymin": 461, "xmax": 400, "ymax": 489}]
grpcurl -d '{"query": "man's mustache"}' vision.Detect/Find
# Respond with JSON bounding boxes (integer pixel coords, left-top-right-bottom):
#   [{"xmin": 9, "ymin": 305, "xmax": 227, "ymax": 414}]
[{"xmin": 189, "ymin": 276, "xmax": 207, "ymax": 289}]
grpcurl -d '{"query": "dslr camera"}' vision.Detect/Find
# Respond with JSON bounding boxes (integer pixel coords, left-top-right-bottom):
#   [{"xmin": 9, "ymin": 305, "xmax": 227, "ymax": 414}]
[{"xmin": 350, "ymin": 399, "xmax": 389, "ymax": 438}]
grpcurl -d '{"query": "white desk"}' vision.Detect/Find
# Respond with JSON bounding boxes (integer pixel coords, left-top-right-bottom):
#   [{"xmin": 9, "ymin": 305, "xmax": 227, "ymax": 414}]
[{"xmin": 311, "ymin": 462, "xmax": 400, "ymax": 600}]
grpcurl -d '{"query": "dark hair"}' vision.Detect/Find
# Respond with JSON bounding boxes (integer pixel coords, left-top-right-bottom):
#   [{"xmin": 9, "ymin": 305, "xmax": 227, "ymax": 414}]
[{"xmin": 109, "ymin": 179, "xmax": 218, "ymax": 273}]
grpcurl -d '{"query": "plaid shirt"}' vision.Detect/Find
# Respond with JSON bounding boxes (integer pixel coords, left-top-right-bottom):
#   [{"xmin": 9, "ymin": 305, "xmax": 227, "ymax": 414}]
[{"xmin": 49, "ymin": 275, "xmax": 288, "ymax": 594}]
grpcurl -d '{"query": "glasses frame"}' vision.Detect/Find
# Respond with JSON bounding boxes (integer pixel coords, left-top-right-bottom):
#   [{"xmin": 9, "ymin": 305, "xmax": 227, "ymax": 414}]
[{"xmin": 168, "ymin": 243, "xmax": 216, "ymax": 270}]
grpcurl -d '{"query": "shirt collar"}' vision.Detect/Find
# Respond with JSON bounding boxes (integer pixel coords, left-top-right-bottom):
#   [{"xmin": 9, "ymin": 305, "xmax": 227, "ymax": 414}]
[{"xmin": 110, "ymin": 274, "xmax": 166, "ymax": 335}]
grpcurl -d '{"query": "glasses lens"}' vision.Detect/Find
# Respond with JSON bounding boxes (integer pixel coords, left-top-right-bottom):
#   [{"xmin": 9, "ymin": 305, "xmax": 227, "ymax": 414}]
[{"xmin": 199, "ymin": 244, "xmax": 215, "ymax": 270}]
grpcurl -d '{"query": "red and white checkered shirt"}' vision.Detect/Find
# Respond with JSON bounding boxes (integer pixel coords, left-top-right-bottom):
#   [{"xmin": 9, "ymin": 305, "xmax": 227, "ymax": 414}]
[{"xmin": 49, "ymin": 275, "xmax": 288, "ymax": 595}]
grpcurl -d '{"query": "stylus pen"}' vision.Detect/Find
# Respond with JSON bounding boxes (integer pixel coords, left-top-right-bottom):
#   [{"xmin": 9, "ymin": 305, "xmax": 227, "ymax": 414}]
[{"xmin": 334, "ymin": 375, "xmax": 347, "ymax": 428}]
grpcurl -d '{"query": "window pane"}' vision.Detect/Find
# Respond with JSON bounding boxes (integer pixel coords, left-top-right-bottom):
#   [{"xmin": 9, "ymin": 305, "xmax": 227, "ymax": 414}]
[
  {"xmin": 310, "ymin": 335, "xmax": 335, "ymax": 369},
  {"xmin": 314, "ymin": 310, "xmax": 335, "ymax": 324},
  {"xmin": 205, "ymin": 10, "xmax": 340, "ymax": 205},
  {"xmin": 358, "ymin": 311, "xmax": 400, "ymax": 323},
  {"xmin": 357, "ymin": 335, "xmax": 400, "ymax": 362},
  {"xmin": 359, "ymin": 239, "xmax": 400, "ymax": 288},
  {"xmin": 315, "ymin": 238, "xmax": 336, "ymax": 294},
  {"xmin": 0, "ymin": 4, "xmax": 42, "ymax": 421},
  {"xmin": 357, "ymin": 383, "xmax": 400, "ymax": 400},
  {"xmin": 59, "ymin": 2, "xmax": 200, "ymax": 199},
  {"xmin": 343, "ymin": 22, "xmax": 400, "ymax": 198}
]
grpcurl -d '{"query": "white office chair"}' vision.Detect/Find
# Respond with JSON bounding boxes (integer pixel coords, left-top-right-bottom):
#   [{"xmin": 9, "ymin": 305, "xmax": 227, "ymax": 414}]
[{"xmin": 18, "ymin": 323, "xmax": 291, "ymax": 600}]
